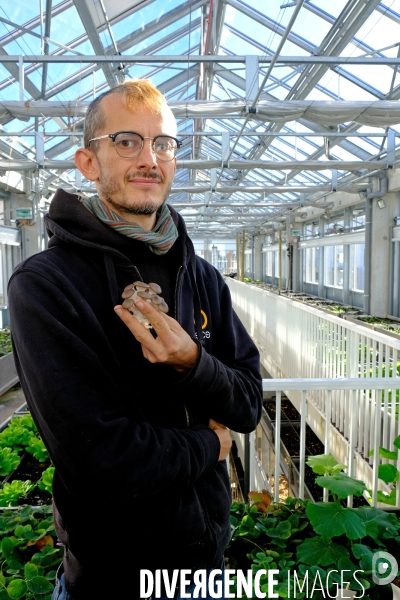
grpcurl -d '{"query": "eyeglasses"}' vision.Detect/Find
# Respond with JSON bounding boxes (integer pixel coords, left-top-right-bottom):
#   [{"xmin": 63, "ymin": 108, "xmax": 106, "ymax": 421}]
[{"xmin": 88, "ymin": 131, "xmax": 182, "ymax": 161}]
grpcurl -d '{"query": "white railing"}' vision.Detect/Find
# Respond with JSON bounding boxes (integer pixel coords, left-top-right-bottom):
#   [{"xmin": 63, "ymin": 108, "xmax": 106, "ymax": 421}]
[
  {"xmin": 226, "ymin": 279, "xmax": 400, "ymax": 473},
  {"xmin": 226, "ymin": 279, "xmax": 400, "ymax": 383},
  {"xmin": 231, "ymin": 378, "xmax": 400, "ymax": 509}
]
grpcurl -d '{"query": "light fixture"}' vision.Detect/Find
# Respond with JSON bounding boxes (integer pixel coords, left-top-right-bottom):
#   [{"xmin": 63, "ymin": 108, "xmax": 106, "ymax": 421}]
[{"xmin": 377, "ymin": 199, "xmax": 386, "ymax": 209}]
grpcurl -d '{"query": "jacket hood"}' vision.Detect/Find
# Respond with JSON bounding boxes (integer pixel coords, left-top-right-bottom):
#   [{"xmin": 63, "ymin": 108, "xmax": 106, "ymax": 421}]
[{"xmin": 45, "ymin": 188, "xmax": 189, "ymax": 262}]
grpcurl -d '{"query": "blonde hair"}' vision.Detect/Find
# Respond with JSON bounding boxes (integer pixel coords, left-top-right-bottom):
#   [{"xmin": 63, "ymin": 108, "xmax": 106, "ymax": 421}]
[{"xmin": 84, "ymin": 79, "xmax": 168, "ymax": 149}]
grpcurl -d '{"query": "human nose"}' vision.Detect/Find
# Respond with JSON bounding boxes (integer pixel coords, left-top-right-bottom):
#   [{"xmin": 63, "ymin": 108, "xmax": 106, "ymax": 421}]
[{"xmin": 136, "ymin": 138, "xmax": 158, "ymax": 168}]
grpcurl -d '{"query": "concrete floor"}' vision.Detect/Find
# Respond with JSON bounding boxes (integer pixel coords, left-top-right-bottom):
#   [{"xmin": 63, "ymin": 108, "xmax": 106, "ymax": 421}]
[{"xmin": 0, "ymin": 384, "xmax": 26, "ymax": 426}]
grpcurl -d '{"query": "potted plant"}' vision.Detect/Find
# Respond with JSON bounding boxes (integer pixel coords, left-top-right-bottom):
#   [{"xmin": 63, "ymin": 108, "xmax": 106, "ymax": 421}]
[
  {"xmin": 0, "ymin": 415, "xmax": 53, "ymax": 507},
  {"xmin": 0, "ymin": 505, "xmax": 63, "ymax": 599},
  {"xmin": 227, "ymin": 454, "xmax": 400, "ymax": 599}
]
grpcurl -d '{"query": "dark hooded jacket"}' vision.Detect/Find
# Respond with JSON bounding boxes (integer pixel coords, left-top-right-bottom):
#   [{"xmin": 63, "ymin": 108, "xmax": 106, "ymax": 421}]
[{"xmin": 8, "ymin": 189, "xmax": 262, "ymax": 599}]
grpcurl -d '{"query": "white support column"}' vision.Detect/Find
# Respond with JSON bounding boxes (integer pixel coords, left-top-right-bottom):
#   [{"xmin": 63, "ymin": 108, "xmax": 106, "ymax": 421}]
[
  {"xmin": 318, "ymin": 216, "xmax": 325, "ymax": 298},
  {"xmin": 203, "ymin": 237, "xmax": 212, "ymax": 264},
  {"xmin": 370, "ymin": 187, "xmax": 399, "ymax": 317},
  {"xmin": 253, "ymin": 234, "xmax": 264, "ymax": 281},
  {"xmin": 343, "ymin": 207, "xmax": 351, "ymax": 304}
]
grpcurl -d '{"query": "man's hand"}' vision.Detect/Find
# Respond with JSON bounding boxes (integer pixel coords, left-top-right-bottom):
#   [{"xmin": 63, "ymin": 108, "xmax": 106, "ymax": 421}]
[
  {"xmin": 209, "ymin": 419, "xmax": 232, "ymax": 461},
  {"xmin": 114, "ymin": 300, "xmax": 199, "ymax": 373}
]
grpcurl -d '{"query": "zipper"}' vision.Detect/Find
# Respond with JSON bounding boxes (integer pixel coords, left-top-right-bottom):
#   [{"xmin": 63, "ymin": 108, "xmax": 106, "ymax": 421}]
[
  {"xmin": 174, "ymin": 265, "xmax": 183, "ymax": 321},
  {"xmin": 184, "ymin": 404, "xmax": 190, "ymax": 427}
]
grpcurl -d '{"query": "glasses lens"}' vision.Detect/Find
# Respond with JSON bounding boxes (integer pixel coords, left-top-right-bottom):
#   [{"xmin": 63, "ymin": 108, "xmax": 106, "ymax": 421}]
[
  {"xmin": 114, "ymin": 133, "xmax": 142, "ymax": 157},
  {"xmin": 154, "ymin": 136, "xmax": 178, "ymax": 161}
]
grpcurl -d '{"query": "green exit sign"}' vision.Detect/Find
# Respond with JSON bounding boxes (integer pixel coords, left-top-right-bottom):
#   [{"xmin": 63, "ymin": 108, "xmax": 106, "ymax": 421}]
[
  {"xmin": 291, "ymin": 229, "xmax": 301, "ymax": 236},
  {"xmin": 16, "ymin": 208, "xmax": 32, "ymax": 219}
]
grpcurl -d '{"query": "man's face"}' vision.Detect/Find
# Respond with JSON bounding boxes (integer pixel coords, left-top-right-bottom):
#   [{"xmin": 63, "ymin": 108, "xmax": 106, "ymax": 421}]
[{"xmin": 88, "ymin": 94, "xmax": 177, "ymax": 227}]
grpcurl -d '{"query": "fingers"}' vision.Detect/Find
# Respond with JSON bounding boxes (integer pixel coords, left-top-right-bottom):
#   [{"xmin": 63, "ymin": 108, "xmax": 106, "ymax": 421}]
[
  {"xmin": 209, "ymin": 419, "xmax": 227, "ymax": 430},
  {"xmin": 131, "ymin": 299, "xmax": 169, "ymax": 333},
  {"xmin": 114, "ymin": 305, "xmax": 159, "ymax": 348},
  {"xmin": 114, "ymin": 301, "xmax": 199, "ymax": 371},
  {"xmin": 212, "ymin": 427, "xmax": 232, "ymax": 461}
]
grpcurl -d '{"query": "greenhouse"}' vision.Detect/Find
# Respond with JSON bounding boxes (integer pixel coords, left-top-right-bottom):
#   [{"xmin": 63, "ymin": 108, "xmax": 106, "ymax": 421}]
[{"xmin": 0, "ymin": 0, "xmax": 399, "ymax": 598}]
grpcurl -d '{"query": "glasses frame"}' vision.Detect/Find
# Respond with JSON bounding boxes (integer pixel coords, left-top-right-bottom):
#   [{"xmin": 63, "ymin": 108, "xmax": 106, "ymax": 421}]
[{"xmin": 88, "ymin": 131, "xmax": 182, "ymax": 162}]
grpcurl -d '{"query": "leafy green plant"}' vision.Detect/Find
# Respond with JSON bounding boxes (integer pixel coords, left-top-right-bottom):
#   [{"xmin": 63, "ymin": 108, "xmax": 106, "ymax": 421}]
[
  {"xmin": 227, "ymin": 454, "xmax": 400, "ymax": 599},
  {"xmin": 0, "ymin": 425, "xmax": 34, "ymax": 454},
  {"xmin": 368, "ymin": 435, "xmax": 400, "ymax": 506},
  {"xmin": 25, "ymin": 440, "xmax": 49, "ymax": 464},
  {"xmin": 37, "ymin": 469, "xmax": 54, "ymax": 496},
  {"xmin": 15, "ymin": 417, "xmax": 37, "ymax": 436},
  {"xmin": 0, "ymin": 449, "xmax": 21, "ymax": 477},
  {"xmin": 0, "ymin": 505, "xmax": 63, "ymax": 599},
  {"xmin": 0, "ymin": 481, "xmax": 35, "ymax": 507},
  {"xmin": 0, "ymin": 329, "xmax": 12, "ymax": 356}
]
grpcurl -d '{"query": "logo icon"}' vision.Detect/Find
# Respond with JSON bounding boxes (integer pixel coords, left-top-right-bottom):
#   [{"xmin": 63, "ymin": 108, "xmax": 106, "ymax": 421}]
[{"xmin": 372, "ymin": 551, "xmax": 398, "ymax": 585}]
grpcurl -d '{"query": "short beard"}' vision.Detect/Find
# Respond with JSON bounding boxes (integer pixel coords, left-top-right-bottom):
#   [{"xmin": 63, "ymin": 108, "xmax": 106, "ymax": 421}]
[{"xmin": 98, "ymin": 171, "xmax": 171, "ymax": 216}]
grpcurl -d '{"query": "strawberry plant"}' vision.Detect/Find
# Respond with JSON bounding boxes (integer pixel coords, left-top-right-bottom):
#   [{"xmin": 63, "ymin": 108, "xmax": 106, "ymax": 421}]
[{"xmin": 0, "ymin": 505, "xmax": 63, "ymax": 599}]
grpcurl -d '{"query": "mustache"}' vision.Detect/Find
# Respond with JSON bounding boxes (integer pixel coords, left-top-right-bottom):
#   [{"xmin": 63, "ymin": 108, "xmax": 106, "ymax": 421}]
[{"xmin": 125, "ymin": 171, "xmax": 163, "ymax": 183}]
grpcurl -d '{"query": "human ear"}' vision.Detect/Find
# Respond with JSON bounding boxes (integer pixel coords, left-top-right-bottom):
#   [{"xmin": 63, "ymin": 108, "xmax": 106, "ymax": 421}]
[{"xmin": 74, "ymin": 147, "xmax": 100, "ymax": 181}]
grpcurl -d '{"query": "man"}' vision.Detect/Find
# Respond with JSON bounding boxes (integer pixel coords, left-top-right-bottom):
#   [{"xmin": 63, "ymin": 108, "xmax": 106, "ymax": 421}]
[{"xmin": 8, "ymin": 79, "xmax": 263, "ymax": 599}]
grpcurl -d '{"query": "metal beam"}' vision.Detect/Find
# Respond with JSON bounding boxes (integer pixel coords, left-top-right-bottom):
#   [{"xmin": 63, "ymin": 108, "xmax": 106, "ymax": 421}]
[
  {"xmin": 2, "ymin": 55, "xmax": 400, "ymax": 65},
  {"xmin": 0, "ymin": 0, "xmax": 72, "ymax": 47},
  {"xmin": 0, "ymin": 159, "xmax": 383, "ymax": 171},
  {"xmin": 115, "ymin": 0, "xmax": 206, "ymax": 56},
  {"xmin": 215, "ymin": 67, "xmax": 376, "ymax": 161},
  {"xmin": 0, "ymin": 48, "xmax": 41, "ymax": 102},
  {"xmin": 0, "ymin": 17, "xmax": 41, "ymax": 39},
  {"xmin": 72, "ymin": 0, "xmax": 117, "ymax": 88},
  {"xmin": 286, "ymin": 0, "xmax": 383, "ymax": 100},
  {"xmin": 41, "ymin": 0, "xmax": 53, "ymax": 98}
]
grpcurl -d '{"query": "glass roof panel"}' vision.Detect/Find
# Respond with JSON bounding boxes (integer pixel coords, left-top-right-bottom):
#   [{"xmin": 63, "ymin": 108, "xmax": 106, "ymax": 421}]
[{"xmin": 0, "ymin": 0, "xmax": 398, "ymax": 236}]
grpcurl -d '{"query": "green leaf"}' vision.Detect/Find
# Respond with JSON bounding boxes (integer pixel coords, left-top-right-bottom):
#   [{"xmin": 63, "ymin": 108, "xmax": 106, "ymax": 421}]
[
  {"xmin": 314, "ymin": 474, "xmax": 366, "ymax": 498},
  {"xmin": 369, "ymin": 447, "xmax": 399, "ymax": 460},
  {"xmin": 19, "ymin": 506, "xmax": 32, "ymax": 520},
  {"xmin": 376, "ymin": 489, "xmax": 397, "ymax": 505},
  {"xmin": 1, "ymin": 538, "xmax": 13, "ymax": 558},
  {"xmin": 296, "ymin": 537, "xmax": 349, "ymax": 566},
  {"xmin": 378, "ymin": 464, "xmax": 399, "ymax": 483},
  {"xmin": 27, "ymin": 576, "xmax": 53, "ymax": 594},
  {"xmin": 364, "ymin": 519, "xmax": 380, "ymax": 543},
  {"xmin": 6, "ymin": 579, "xmax": 27, "ymax": 600},
  {"xmin": 351, "ymin": 543, "xmax": 372, "ymax": 560},
  {"xmin": 306, "ymin": 454, "xmax": 343, "ymax": 475},
  {"xmin": 306, "ymin": 502, "xmax": 366, "ymax": 539},
  {"xmin": 5, "ymin": 560, "xmax": 22, "ymax": 571},
  {"xmin": 393, "ymin": 435, "xmax": 400, "ymax": 450},
  {"xmin": 13, "ymin": 526, "xmax": 24, "ymax": 538},
  {"xmin": 354, "ymin": 506, "xmax": 400, "ymax": 536},
  {"xmin": 331, "ymin": 464, "xmax": 348, "ymax": 473},
  {"xmin": 379, "ymin": 448, "xmax": 398, "ymax": 460},
  {"xmin": 24, "ymin": 563, "xmax": 38, "ymax": 581}
]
